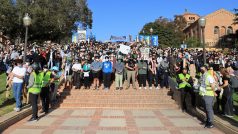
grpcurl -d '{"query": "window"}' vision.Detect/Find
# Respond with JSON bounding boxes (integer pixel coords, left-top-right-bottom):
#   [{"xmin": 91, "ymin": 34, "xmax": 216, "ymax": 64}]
[
  {"xmin": 227, "ymin": 26, "xmax": 233, "ymax": 34},
  {"xmin": 214, "ymin": 26, "xmax": 219, "ymax": 34}
]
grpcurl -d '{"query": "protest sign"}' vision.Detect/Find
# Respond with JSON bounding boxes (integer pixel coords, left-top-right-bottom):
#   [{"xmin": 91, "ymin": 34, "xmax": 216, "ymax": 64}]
[{"xmin": 119, "ymin": 44, "xmax": 131, "ymax": 54}]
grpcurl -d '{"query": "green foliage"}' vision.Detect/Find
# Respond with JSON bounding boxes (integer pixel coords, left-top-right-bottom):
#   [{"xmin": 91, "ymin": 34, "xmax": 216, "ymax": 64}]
[
  {"xmin": 140, "ymin": 16, "xmax": 186, "ymax": 48},
  {"xmin": 234, "ymin": 8, "xmax": 238, "ymax": 24},
  {"xmin": 0, "ymin": 0, "xmax": 93, "ymax": 43},
  {"xmin": 185, "ymin": 37, "xmax": 201, "ymax": 48}
]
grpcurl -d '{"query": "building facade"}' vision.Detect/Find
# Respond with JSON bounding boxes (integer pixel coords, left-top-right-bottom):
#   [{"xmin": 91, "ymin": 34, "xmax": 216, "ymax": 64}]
[{"xmin": 183, "ymin": 9, "xmax": 238, "ymax": 48}]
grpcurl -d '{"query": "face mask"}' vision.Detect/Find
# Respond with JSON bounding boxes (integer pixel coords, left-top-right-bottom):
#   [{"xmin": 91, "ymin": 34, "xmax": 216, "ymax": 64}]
[{"xmin": 105, "ymin": 59, "xmax": 109, "ymax": 61}]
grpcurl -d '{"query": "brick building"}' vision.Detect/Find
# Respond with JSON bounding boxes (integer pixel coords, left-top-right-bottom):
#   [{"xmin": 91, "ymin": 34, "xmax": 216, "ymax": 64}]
[{"xmin": 182, "ymin": 9, "xmax": 238, "ymax": 48}]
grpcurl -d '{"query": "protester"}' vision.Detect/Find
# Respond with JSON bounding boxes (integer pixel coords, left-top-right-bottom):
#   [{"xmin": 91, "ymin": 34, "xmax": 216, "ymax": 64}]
[{"xmin": 11, "ymin": 59, "xmax": 26, "ymax": 112}]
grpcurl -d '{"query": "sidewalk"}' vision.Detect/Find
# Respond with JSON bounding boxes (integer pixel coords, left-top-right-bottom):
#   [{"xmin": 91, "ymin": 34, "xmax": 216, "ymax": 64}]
[{"xmin": 2, "ymin": 108, "xmax": 223, "ymax": 134}]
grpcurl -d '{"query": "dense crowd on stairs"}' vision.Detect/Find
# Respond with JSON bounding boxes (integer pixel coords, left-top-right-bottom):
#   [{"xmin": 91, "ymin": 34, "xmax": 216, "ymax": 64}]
[{"xmin": 0, "ymin": 41, "xmax": 238, "ymax": 127}]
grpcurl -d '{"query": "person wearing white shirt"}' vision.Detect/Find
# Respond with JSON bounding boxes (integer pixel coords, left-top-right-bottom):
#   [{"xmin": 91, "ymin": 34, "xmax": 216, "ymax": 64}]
[
  {"xmin": 72, "ymin": 59, "xmax": 82, "ymax": 89},
  {"xmin": 10, "ymin": 59, "xmax": 26, "ymax": 112}
]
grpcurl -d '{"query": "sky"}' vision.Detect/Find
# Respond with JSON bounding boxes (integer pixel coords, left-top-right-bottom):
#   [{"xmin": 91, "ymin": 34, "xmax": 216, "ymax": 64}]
[{"xmin": 87, "ymin": 0, "xmax": 237, "ymax": 41}]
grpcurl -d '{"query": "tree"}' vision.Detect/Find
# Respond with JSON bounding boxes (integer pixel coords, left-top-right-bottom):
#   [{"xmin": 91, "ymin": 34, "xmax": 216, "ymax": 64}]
[
  {"xmin": 0, "ymin": 0, "xmax": 93, "ymax": 43},
  {"xmin": 140, "ymin": 16, "xmax": 185, "ymax": 47},
  {"xmin": 234, "ymin": 8, "xmax": 238, "ymax": 24},
  {"xmin": 185, "ymin": 37, "xmax": 200, "ymax": 48}
]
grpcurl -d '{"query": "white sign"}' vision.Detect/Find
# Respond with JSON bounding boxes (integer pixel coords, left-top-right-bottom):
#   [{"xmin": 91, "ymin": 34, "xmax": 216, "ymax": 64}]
[
  {"xmin": 140, "ymin": 47, "xmax": 150, "ymax": 60},
  {"xmin": 77, "ymin": 30, "xmax": 86, "ymax": 42},
  {"xmin": 119, "ymin": 44, "xmax": 131, "ymax": 54}
]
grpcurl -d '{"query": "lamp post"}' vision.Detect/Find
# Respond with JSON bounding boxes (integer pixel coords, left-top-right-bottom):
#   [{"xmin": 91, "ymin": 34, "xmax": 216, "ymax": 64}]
[
  {"xmin": 150, "ymin": 27, "xmax": 153, "ymax": 46},
  {"xmin": 23, "ymin": 13, "xmax": 31, "ymax": 63},
  {"xmin": 198, "ymin": 17, "xmax": 206, "ymax": 64}
]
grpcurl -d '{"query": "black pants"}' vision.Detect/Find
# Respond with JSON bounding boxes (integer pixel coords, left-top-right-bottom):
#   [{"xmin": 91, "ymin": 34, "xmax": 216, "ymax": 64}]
[
  {"xmin": 180, "ymin": 87, "xmax": 196, "ymax": 111},
  {"xmin": 84, "ymin": 77, "xmax": 91, "ymax": 88},
  {"xmin": 221, "ymin": 87, "xmax": 234, "ymax": 116},
  {"xmin": 73, "ymin": 72, "xmax": 81, "ymax": 88},
  {"xmin": 29, "ymin": 93, "xmax": 38, "ymax": 119},
  {"xmin": 138, "ymin": 74, "xmax": 147, "ymax": 87},
  {"xmin": 103, "ymin": 73, "xmax": 111, "ymax": 88},
  {"xmin": 40, "ymin": 87, "xmax": 50, "ymax": 112}
]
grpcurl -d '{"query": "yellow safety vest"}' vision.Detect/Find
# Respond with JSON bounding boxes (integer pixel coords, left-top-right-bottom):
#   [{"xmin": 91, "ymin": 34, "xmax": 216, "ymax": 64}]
[
  {"xmin": 204, "ymin": 74, "xmax": 214, "ymax": 96},
  {"xmin": 42, "ymin": 71, "xmax": 52, "ymax": 87},
  {"xmin": 178, "ymin": 73, "xmax": 191, "ymax": 89},
  {"xmin": 28, "ymin": 72, "xmax": 43, "ymax": 94}
]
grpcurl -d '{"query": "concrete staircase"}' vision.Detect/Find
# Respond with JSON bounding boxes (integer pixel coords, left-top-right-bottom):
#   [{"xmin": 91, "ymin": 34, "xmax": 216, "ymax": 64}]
[{"xmin": 58, "ymin": 83, "xmax": 178, "ymax": 110}]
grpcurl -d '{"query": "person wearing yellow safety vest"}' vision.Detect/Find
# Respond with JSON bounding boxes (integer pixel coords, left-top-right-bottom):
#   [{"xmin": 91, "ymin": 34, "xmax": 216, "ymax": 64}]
[
  {"xmin": 199, "ymin": 65, "xmax": 217, "ymax": 129},
  {"xmin": 27, "ymin": 63, "xmax": 43, "ymax": 122},
  {"xmin": 40, "ymin": 65, "xmax": 54, "ymax": 114},
  {"xmin": 176, "ymin": 68, "xmax": 194, "ymax": 112}
]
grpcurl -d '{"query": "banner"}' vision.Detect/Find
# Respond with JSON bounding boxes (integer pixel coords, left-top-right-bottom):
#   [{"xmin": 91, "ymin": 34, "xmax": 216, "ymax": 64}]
[
  {"xmin": 151, "ymin": 35, "xmax": 159, "ymax": 46},
  {"xmin": 139, "ymin": 35, "xmax": 159, "ymax": 46},
  {"xmin": 119, "ymin": 44, "xmax": 131, "ymax": 54},
  {"xmin": 72, "ymin": 33, "xmax": 78, "ymax": 43},
  {"xmin": 78, "ymin": 30, "xmax": 87, "ymax": 42},
  {"xmin": 110, "ymin": 36, "xmax": 127, "ymax": 41}
]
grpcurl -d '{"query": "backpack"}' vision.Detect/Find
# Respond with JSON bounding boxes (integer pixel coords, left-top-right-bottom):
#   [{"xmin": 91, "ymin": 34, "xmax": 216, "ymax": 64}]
[{"xmin": 230, "ymin": 75, "xmax": 238, "ymax": 88}]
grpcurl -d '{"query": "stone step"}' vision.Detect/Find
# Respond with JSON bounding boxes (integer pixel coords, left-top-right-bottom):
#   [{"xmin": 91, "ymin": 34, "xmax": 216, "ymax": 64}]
[
  {"xmin": 61, "ymin": 99, "xmax": 175, "ymax": 104},
  {"xmin": 62, "ymin": 96, "xmax": 173, "ymax": 100},
  {"xmin": 59, "ymin": 103, "xmax": 178, "ymax": 109}
]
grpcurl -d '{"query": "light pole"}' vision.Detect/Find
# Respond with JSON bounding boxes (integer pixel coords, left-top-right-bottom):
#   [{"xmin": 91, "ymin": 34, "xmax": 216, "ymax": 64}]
[
  {"xmin": 23, "ymin": 13, "xmax": 31, "ymax": 63},
  {"xmin": 150, "ymin": 27, "xmax": 153, "ymax": 46},
  {"xmin": 198, "ymin": 17, "xmax": 206, "ymax": 64}
]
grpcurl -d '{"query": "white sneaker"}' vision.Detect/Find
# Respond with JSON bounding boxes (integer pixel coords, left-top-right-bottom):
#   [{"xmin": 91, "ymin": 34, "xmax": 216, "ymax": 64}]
[
  {"xmin": 149, "ymin": 87, "xmax": 152, "ymax": 90},
  {"xmin": 156, "ymin": 87, "xmax": 160, "ymax": 90},
  {"xmin": 139, "ymin": 87, "xmax": 142, "ymax": 90},
  {"xmin": 14, "ymin": 108, "xmax": 20, "ymax": 112},
  {"xmin": 144, "ymin": 87, "xmax": 147, "ymax": 90}
]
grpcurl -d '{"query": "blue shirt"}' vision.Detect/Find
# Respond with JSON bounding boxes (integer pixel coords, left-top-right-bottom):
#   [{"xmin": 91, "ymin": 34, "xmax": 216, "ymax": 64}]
[{"xmin": 102, "ymin": 61, "xmax": 112, "ymax": 73}]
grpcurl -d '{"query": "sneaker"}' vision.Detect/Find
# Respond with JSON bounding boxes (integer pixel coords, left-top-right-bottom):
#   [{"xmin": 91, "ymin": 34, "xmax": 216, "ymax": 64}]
[
  {"xmin": 149, "ymin": 87, "xmax": 152, "ymax": 90},
  {"xmin": 139, "ymin": 87, "xmax": 142, "ymax": 90},
  {"xmin": 225, "ymin": 115, "xmax": 234, "ymax": 118},
  {"xmin": 116, "ymin": 87, "xmax": 119, "ymax": 90},
  {"xmin": 144, "ymin": 87, "xmax": 147, "ymax": 90},
  {"xmin": 14, "ymin": 108, "xmax": 20, "ymax": 112},
  {"xmin": 120, "ymin": 87, "xmax": 123, "ymax": 90},
  {"xmin": 28, "ymin": 117, "xmax": 38, "ymax": 122},
  {"xmin": 156, "ymin": 87, "xmax": 160, "ymax": 90},
  {"xmin": 204, "ymin": 122, "xmax": 214, "ymax": 128}
]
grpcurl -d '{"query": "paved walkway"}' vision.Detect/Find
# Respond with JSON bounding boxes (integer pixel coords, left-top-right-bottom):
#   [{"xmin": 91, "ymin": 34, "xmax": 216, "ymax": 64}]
[{"xmin": 2, "ymin": 108, "xmax": 223, "ymax": 134}]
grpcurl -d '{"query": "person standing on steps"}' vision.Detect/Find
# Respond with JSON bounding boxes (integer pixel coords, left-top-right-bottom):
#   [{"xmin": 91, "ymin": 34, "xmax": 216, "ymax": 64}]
[
  {"xmin": 199, "ymin": 65, "xmax": 216, "ymax": 128},
  {"xmin": 115, "ymin": 58, "xmax": 124, "ymax": 90},
  {"xmin": 11, "ymin": 59, "xmax": 26, "ymax": 112},
  {"xmin": 102, "ymin": 56, "xmax": 112, "ymax": 90},
  {"xmin": 72, "ymin": 58, "xmax": 82, "ymax": 89},
  {"xmin": 126, "ymin": 57, "xmax": 137, "ymax": 90},
  {"xmin": 177, "ymin": 68, "xmax": 194, "ymax": 112},
  {"xmin": 137, "ymin": 57, "xmax": 147, "ymax": 90},
  {"xmin": 40, "ymin": 65, "xmax": 54, "ymax": 114},
  {"xmin": 27, "ymin": 63, "xmax": 43, "ymax": 122},
  {"xmin": 91, "ymin": 56, "xmax": 102, "ymax": 90}
]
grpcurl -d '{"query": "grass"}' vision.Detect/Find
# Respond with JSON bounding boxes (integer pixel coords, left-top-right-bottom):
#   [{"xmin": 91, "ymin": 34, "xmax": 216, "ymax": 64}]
[
  {"xmin": 232, "ymin": 92, "xmax": 238, "ymax": 121},
  {"xmin": 0, "ymin": 73, "xmax": 15, "ymax": 117}
]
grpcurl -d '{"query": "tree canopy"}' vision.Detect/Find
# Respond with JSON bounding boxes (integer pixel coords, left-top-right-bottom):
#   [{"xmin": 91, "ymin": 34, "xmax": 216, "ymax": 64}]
[
  {"xmin": 140, "ymin": 16, "xmax": 186, "ymax": 48},
  {"xmin": 0, "ymin": 0, "xmax": 92, "ymax": 43},
  {"xmin": 234, "ymin": 8, "xmax": 238, "ymax": 24}
]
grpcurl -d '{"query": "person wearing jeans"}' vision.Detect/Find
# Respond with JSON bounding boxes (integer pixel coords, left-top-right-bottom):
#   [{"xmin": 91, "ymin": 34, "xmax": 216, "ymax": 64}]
[{"xmin": 11, "ymin": 59, "xmax": 26, "ymax": 112}]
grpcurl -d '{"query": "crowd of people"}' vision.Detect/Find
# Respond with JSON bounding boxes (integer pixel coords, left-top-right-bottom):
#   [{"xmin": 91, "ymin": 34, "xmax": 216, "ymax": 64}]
[{"xmin": 0, "ymin": 41, "xmax": 238, "ymax": 127}]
